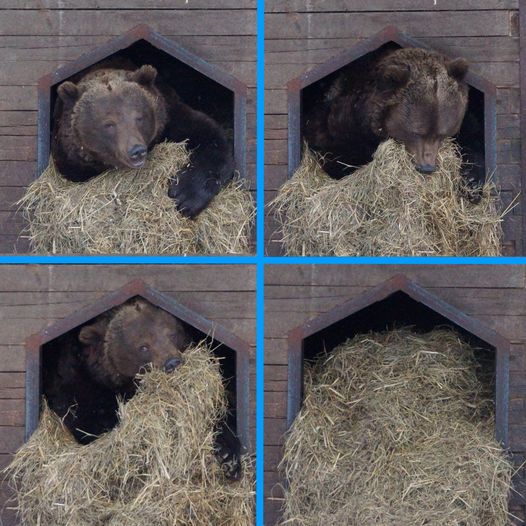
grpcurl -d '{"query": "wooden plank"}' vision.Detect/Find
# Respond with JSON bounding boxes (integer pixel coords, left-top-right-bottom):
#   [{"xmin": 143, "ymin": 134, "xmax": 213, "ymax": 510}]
[
  {"xmin": 264, "ymin": 265, "xmax": 525, "ymax": 289},
  {"xmin": 0, "ymin": 10, "xmax": 256, "ymax": 37},
  {"xmin": 0, "ymin": 400, "xmax": 24, "ymax": 426},
  {"xmin": 0, "ymin": 426, "xmax": 24, "ymax": 453},
  {"xmin": 266, "ymin": 36, "xmax": 519, "ymax": 63},
  {"xmin": 1, "ymin": 0, "xmax": 256, "ymax": 9},
  {"xmin": 266, "ymin": 0, "xmax": 518, "ymax": 12},
  {"xmin": 265, "ymin": 11, "xmax": 512, "ymax": 39},
  {"xmin": 0, "ymin": 265, "xmax": 256, "ymax": 293},
  {"xmin": 0, "ymin": 347, "xmax": 25, "ymax": 372}
]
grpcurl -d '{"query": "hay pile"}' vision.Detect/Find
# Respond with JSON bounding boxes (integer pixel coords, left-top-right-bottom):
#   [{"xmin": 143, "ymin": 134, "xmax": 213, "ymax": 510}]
[
  {"xmin": 4, "ymin": 342, "xmax": 254, "ymax": 526},
  {"xmin": 271, "ymin": 140, "xmax": 507, "ymax": 256},
  {"xmin": 19, "ymin": 142, "xmax": 255, "ymax": 255},
  {"xmin": 280, "ymin": 328, "xmax": 515, "ymax": 526}
]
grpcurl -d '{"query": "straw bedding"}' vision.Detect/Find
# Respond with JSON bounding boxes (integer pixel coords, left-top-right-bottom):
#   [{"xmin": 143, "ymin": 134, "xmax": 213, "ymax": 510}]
[
  {"xmin": 4, "ymin": 342, "xmax": 254, "ymax": 526},
  {"xmin": 280, "ymin": 328, "xmax": 514, "ymax": 526},
  {"xmin": 271, "ymin": 140, "xmax": 506, "ymax": 256},
  {"xmin": 19, "ymin": 141, "xmax": 255, "ymax": 255}
]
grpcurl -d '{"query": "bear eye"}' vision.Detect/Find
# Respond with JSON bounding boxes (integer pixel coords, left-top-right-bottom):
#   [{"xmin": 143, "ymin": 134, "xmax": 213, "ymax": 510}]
[
  {"xmin": 136, "ymin": 115, "xmax": 144, "ymax": 123},
  {"xmin": 139, "ymin": 345, "xmax": 150, "ymax": 354},
  {"xmin": 103, "ymin": 122, "xmax": 115, "ymax": 130}
]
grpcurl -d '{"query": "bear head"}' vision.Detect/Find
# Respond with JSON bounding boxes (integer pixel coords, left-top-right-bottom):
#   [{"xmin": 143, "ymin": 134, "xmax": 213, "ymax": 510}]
[
  {"xmin": 78, "ymin": 298, "xmax": 191, "ymax": 389},
  {"xmin": 373, "ymin": 48, "xmax": 469, "ymax": 174},
  {"xmin": 57, "ymin": 65, "xmax": 168, "ymax": 170}
]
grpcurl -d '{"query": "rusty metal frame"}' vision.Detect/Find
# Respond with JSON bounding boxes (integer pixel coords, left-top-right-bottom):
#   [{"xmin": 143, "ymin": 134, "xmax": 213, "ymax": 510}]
[
  {"xmin": 25, "ymin": 279, "xmax": 252, "ymax": 453},
  {"xmin": 287, "ymin": 25, "xmax": 497, "ymax": 183},
  {"xmin": 287, "ymin": 274, "xmax": 510, "ymax": 448},
  {"xmin": 37, "ymin": 24, "xmax": 247, "ymax": 180}
]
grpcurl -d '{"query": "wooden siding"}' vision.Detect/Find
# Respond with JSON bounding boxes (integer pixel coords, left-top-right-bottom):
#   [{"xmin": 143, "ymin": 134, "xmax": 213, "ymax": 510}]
[
  {"xmin": 0, "ymin": 264, "xmax": 256, "ymax": 526},
  {"xmin": 264, "ymin": 1, "xmax": 521, "ymax": 255},
  {"xmin": 264, "ymin": 264, "xmax": 526, "ymax": 525},
  {"xmin": 0, "ymin": 2, "xmax": 256, "ymax": 254}
]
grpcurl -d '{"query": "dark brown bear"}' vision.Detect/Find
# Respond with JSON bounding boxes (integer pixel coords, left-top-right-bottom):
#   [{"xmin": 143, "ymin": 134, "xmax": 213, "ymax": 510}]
[
  {"xmin": 43, "ymin": 298, "xmax": 241, "ymax": 478},
  {"xmin": 303, "ymin": 48, "xmax": 483, "ymax": 185},
  {"xmin": 43, "ymin": 298, "xmax": 191, "ymax": 443},
  {"xmin": 52, "ymin": 64, "xmax": 233, "ymax": 218}
]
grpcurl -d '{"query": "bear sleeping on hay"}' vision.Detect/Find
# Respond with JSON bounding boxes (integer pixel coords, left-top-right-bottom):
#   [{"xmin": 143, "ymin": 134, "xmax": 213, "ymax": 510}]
[
  {"xmin": 20, "ymin": 142, "xmax": 255, "ymax": 255},
  {"xmin": 272, "ymin": 140, "xmax": 505, "ymax": 257},
  {"xmin": 273, "ymin": 47, "xmax": 510, "ymax": 256},
  {"xmin": 280, "ymin": 328, "xmax": 515, "ymax": 526},
  {"xmin": 19, "ymin": 62, "xmax": 254, "ymax": 255},
  {"xmin": 4, "ymin": 340, "xmax": 255, "ymax": 526}
]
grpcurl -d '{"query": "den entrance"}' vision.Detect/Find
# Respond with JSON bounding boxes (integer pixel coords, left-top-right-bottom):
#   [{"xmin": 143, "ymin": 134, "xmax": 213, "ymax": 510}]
[{"xmin": 41, "ymin": 296, "xmax": 238, "ymax": 446}]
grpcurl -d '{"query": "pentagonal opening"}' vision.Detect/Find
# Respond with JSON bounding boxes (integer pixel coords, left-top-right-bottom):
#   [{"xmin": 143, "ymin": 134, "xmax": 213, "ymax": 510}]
[
  {"xmin": 299, "ymin": 291, "xmax": 497, "ymax": 431},
  {"xmin": 49, "ymin": 39, "xmax": 235, "ymax": 165},
  {"xmin": 299, "ymin": 41, "xmax": 488, "ymax": 184},
  {"xmin": 41, "ymin": 296, "xmax": 239, "ymax": 445}
]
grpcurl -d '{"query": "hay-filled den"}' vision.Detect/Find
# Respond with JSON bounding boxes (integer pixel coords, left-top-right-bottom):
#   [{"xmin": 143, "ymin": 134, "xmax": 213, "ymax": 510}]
[
  {"xmin": 4, "ymin": 341, "xmax": 255, "ymax": 526},
  {"xmin": 271, "ymin": 140, "xmax": 507, "ymax": 256},
  {"xmin": 19, "ymin": 142, "xmax": 255, "ymax": 255},
  {"xmin": 280, "ymin": 328, "xmax": 514, "ymax": 526}
]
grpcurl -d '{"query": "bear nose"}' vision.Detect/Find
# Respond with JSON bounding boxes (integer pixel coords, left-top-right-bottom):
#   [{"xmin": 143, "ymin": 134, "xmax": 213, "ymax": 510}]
[
  {"xmin": 129, "ymin": 144, "xmax": 147, "ymax": 161},
  {"xmin": 416, "ymin": 163, "xmax": 436, "ymax": 175},
  {"xmin": 164, "ymin": 357, "xmax": 182, "ymax": 373}
]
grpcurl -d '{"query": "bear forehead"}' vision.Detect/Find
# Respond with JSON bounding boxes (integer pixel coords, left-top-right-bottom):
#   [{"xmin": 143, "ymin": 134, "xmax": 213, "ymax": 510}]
[{"xmin": 77, "ymin": 81, "xmax": 155, "ymax": 110}]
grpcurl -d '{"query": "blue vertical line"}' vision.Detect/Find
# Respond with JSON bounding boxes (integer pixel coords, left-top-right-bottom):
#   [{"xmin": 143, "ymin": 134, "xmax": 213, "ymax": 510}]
[{"xmin": 256, "ymin": 0, "xmax": 265, "ymax": 523}]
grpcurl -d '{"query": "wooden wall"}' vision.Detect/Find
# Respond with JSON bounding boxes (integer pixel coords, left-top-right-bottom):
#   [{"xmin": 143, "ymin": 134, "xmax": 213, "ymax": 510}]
[
  {"xmin": 264, "ymin": 264, "xmax": 526, "ymax": 525},
  {"xmin": 0, "ymin": 264, "xmax": 256, "ymax": 526},
  {"xmin": 0, "ymin": 2, "xmax": 256, "ymax": 254},
  {"xmin": 265, "ymin": 1, "xmax": 521, "ymax": 255}
]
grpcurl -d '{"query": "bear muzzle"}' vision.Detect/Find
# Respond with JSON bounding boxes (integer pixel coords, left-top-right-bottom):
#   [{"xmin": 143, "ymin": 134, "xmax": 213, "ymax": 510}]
[
  {"xmin": 163, "ymin": 357, "xmax": 183, "ymax": 373},
  {"xmin": 416, "ymin": 163, "xmax": 436, "ymax": 175},
  {"xmin": 128, "ymin": 144, "xmax": 147, "ymax": 168}
]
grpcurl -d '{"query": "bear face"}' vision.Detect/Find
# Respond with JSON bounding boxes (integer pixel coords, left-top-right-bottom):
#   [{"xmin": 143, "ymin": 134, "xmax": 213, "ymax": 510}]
[
  {"xmin": 303, "ymin": 47, "xmax": 472, "ymax": 180},
  {"xmin": 78, "ymin": 298, "xmax": 191, "ymax": 389},
  {"xmin": 376, "ymin": 49, "xmax": 469, "ymax": 174},
  {"xmin": 57, "ymin": 65, "xmax": 167, "ymax": 171}
]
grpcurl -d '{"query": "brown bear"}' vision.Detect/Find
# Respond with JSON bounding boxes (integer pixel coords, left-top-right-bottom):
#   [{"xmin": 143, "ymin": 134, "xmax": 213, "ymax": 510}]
[
  {"xmin": 43, "ymin": 298, "xmax": 241, "ymax": 478},
  {"xmin": 303, "ymin": 47, "xmax": 484, "ymax": 187},
  {"xmin": 52, "ymin": 63, "xmax": 234, "ymax": 218}
]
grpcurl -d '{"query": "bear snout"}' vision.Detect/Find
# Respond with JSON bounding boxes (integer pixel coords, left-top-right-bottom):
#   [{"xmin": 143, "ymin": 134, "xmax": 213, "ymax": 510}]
[
  {"xmin": 416, "ymin": 163, "xmax": 436, "ymax": 175},
  {"xmin": 128, "ymin": 144, "xmax": 147, "ymax": 166},
  {"xmin": 163, "ymin": 357, "xmax": 183, "ymax": 373}
]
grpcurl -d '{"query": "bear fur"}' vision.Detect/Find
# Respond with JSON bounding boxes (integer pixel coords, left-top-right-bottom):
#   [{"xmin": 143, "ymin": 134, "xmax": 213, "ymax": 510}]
[
  {"xmin": 303, "ymin": 47, "xmax": 484, "ymax": 187},
  {"xmin": 43, "ymin": 299, "xmax": 191, "ymax": 443},
  {"xmin": 43, "ymin": 298, "xmax": 241, "ymax": 478},
  {"xmin": 52, "ymin": 63, "xmax": 234, "ymax": 218}
]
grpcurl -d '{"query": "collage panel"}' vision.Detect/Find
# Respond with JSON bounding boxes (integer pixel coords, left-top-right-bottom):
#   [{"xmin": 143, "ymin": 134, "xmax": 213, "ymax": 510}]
[
  {"xmin": 265, "ymin": 264, "xmax": 526, "ymax": 525},
  {"xmin": 0, "ymin": 4, "xmax": 256, "ymax": 256},
  {"xmin": 0, "ymin": 264, "xmax": 256, "ymax": 525},
  {"xmin": 265, "ymin": 1, "xmax": 521, "ymax": 257}
]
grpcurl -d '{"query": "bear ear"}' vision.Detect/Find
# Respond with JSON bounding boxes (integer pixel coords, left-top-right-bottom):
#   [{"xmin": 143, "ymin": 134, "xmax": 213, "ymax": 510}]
[
  {"xmin": 129, "ymin": 65, "xmax": 157, "ymax": 87},
  {"xmin": 447, "ymin": 58, "xmax": 469, "ymax": 82},
  {"xmin": 380, "ymin": 64, "xmax": 411, "ymax": 90},
  {"xmin": 78, "ymin": 320, "xmax": 107, "ymax": 346},
  {"xmin": 57, "ymin": 81, "xmax": 79, "ymax": 104}
]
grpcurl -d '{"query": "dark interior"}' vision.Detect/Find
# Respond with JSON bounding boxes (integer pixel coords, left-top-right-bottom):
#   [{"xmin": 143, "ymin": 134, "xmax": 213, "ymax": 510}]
[
  {"xmin": 50, "ymin": 39, "xmax": 235, "ymax": 145},
  {"xmin": 41, "ymin": 297, "xmax": 238, "ymax": 444},
  {"xmin": 300, "ymin": 41, "xmax": 486, "ymax": 182},
  {"xmin": 302, "ymin": 291, "xmax": 495, "ymax": 408}
]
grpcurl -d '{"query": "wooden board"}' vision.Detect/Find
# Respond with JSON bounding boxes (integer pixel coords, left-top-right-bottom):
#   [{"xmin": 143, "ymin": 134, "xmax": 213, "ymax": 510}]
[{"xmin": 264, "ymin": 264, "xmax": 526, "ymax": 524}]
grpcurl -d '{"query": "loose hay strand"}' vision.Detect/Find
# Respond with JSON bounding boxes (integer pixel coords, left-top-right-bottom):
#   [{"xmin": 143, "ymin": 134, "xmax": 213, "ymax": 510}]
[
  {"xmin": 5, "ymin": 341, "xmax": 255, "ymax": 526},
  {"xmin": 279, "ymin": 328, "xmax": 515, "ymax": 526},
  {"xmin": 271, "ymin": 140, "xmax": 507, "ymax": 256},
  {"xmin": 19, "ymin": 141, "xmax": 255, "ymax": 255}
]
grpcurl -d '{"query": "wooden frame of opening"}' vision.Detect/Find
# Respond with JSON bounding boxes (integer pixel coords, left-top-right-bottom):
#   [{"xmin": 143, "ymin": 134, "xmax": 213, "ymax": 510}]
[
  {"xmin": 36, "ymin": 24, "xmax": 248, "ymax": 180},
  {"xmin": 25, "ymin": 279, "xmax": 251, "ymax": 452},
  {"xmin": 286, "ymin": 25, "xmax": 497, "ymax": 180},
  {"xmin": 287, "ymin": 274, "xmax": 510, "ymax": 447}
]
